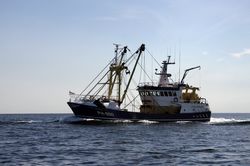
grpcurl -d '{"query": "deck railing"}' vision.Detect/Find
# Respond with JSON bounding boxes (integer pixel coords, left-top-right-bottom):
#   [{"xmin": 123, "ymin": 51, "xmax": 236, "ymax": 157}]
[
  {"xmin": 181, "ymin": 98, "xmax": 208, "ymax": 104},
  {"xmin": 69, "ymin": 94, "xmax": 118, "ymax": 102},
  {"xmin": 138, "ymin": 82, "xmax": 158, "ymax": 87}
]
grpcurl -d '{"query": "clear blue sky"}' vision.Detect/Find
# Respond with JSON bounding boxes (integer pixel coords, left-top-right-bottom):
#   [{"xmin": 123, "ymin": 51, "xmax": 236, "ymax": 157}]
[{"xmin": 1, "ymin": 0, "xmax": 250, "ymax": 113}]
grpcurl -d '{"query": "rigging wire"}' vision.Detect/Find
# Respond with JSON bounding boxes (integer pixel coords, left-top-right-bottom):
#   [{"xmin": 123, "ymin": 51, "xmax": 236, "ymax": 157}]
[
  {"xmin": 78, "ymin": 44, "xmax": 156, "ymax": 110},
  {"xmin": 79, "ymin": 46, "xmax": 129, "ymax": 97},
  {"xmin": 123, "ymin": 94, "xmax": 140, "ymax": 111},
  {"xmin": 126, "ymin": 51, "xmax": 153, "ymax": 83},
  {"xmin": 79, "ymin": 46, "xmax": 158, "ymax": 98},
  {"xmin": 129, "ymin": 78, "xmax": 142, "ymax": 105},
  {"xmin": 178, "ymin": 42, "xmax": 181, "ymax": 83},
  {"xmin": 151, "ymin": 51, "xmax": 154, "ymax": 83},
  {"xmin": 136, "ymin": 58, "xmax": 153, "ymax": 82},
  {"xmin": 93, "ymin": 82, "xmax": 106, "ymax": 98},
  {"xmin": 122, "ymin": 76, "xmax": 141, "ymax": 110},
  {"xmin": 143, "ymin": 51, "xmax": 146, "ymax": 83},
  {"xmin": 80, "ymin": 46, "xmax": 130, "ymax": 99},
  {"xmin": 135, "ymin": 48, "xmax": 161, "ymax": 84},
  {"xmin": 146, "ymin": 48, "xmax": 161, "ymax": 68},
  {"xmin": 83, "ymin": 70, "xmax": 110, "ymax": 98},
  {"xmin": 138, "ymin": 53, "xmax": 143, "ymax": 84},
  {"xmin": 78, "ymin": 55, "xmax": 117, "ymax": 96}
]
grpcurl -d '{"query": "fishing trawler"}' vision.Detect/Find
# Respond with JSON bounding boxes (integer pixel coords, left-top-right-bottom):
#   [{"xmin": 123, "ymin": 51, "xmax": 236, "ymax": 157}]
[{"xmin": 67, "ymin": 44, "xmax": 211, "ymax": 122}]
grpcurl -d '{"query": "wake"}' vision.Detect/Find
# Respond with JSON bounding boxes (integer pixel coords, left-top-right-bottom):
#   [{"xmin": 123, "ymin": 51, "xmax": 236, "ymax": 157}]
[
  {"xmin": 59, "ymin": 116, "xmax": 159, "ymax": 124},
  {"xmin": 59, "ymin": 116, "xmax": 250, "ymax": 125},
  {"xmin": 4, "ymin": 116, "xmax": 248, "ymax": 125},
  {"xmin": 207, "ymin": 117, "xmax": 250, "ymax": 125}
]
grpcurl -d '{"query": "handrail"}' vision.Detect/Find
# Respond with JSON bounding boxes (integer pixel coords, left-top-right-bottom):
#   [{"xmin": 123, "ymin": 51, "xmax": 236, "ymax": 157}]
[
  {"xmin": 138, "ymin": 82, "xmax": 158, "ymax": 87},
  {"xmin": 181, "ymin": 98, "xmax": 207, "ymax": 104},
  {"xmin": 69, "ymin": 94, "xmax": 118, "ymax": 102}
]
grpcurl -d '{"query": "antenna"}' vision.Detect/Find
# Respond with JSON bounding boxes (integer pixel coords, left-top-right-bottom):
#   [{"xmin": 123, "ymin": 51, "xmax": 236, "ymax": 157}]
[{"xmin": 178, "ymin": 45, "xmax": 181, "ymax": 83}]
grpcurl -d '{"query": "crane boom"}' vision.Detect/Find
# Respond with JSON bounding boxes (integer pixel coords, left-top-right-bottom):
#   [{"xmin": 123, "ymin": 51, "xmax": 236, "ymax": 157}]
[{"xmin": 181, "ymin": 66, "xmax": 201, "ymax": 84}]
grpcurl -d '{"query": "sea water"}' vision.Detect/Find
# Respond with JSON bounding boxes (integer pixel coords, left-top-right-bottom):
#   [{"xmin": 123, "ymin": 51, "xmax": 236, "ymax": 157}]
[{"xmin": 0, "ymin": 113, "xmax": 249, "ymax": 165}]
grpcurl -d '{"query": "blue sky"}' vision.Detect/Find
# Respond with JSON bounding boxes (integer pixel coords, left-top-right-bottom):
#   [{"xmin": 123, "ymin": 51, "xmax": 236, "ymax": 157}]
[{"xmin": 1, "ymin": 0, "xmax": 250, "ymax": 113}]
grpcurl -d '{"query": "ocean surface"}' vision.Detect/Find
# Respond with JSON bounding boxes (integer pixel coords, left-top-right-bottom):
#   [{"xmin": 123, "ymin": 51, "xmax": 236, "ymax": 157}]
[{"xmin": 0, "ymin": 113, "xmax": 249, "ymax": 165}]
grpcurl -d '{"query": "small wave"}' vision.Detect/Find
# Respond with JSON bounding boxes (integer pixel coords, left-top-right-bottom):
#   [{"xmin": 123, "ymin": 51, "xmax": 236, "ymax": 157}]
[
  {"xmin": 59, "ymin": 117, "xmax": 160, "ymax": 124},
  {"xmin": 208, "ymin": 117, "xmax": 250, "ymax": 125},
  {"xmin": 138, "ymin": 120, "xmax": 159, "ymax": 124},
  {"xmin": 112, "ymin": 120, "xmax": 134, "ymax": 123},
  {"xmin": 175, "ymin": 121, "xmax": 193, "ymax": 124},
  {"xmin": 0, "ymin": 120, "xmax": 43, "ymax": 125},
  {"xmin": 58, "ymin": 116, "xmax": 118, "ymax": 124},
  {"xmin": 16, "ymin": 120, "xmax": 43, "ymax": 123}
]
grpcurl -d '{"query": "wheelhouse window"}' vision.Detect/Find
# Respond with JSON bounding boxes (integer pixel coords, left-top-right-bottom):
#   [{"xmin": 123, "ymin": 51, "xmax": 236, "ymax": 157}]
[{"xmin": 140, "ymin": 90, "xmax": 176, "ymax": 97}]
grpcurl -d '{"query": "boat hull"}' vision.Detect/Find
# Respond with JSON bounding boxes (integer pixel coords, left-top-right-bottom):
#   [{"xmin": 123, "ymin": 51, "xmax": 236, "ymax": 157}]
[{"xmin": 67, "ymin": 102, "xmax": 211, "ymax": 122}]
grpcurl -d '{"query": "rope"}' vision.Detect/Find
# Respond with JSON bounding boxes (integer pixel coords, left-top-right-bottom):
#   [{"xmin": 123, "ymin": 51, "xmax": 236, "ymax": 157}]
[{"xmin": 146, "ymin": 48, "xmax": 161, "ymax": 67}]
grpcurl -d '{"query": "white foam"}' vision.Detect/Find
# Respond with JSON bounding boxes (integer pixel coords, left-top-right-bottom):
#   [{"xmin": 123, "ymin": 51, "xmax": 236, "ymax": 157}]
[
  {"xmin": 138, "ymin": 120, "xmax": 159, "ymax": 124},
  {"xmin": 208, "ymin": 117, "xmax": 250, "ymax": 124},
  {"xmin": 175, "ymin": 121, "xmax": 191, "ymax": 124},
  {"xmin": 113, "ymin": 120, "xmax": 134, "ymax": 123},
  {"xmin": 16, "ymin": 120, "xmax": 42, "ymax": 123}
]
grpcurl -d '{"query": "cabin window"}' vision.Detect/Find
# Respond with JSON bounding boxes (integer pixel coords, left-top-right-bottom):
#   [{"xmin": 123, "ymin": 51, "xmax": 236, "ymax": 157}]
[
  {"xmin": 160, "ymin": 91, "xmax": 164, "ymax": 96},
  {"xmin": 145, "ymin": 91, "xmax": 150, "ymax": 96},
  {"xmin": 168, "ymin": 91, "xmax": 172, "ymax": 96},
  {"xmin": 152, "ymin": 91, "xmax": 156, "ymax": 96},
  {"xmin": 164, "ymin": 91, "xmax": 168, "ymax": 96},
  {"xmin": 156, "ymin": 91, "xmax": 160, "ymax": 96},
  {"xmin": 172, "ymin": 91, "xmax": 177, "ymax": 96},
  {"xmin": 140, "ymin": 91, "xmax": 145, "ymax": 96}
]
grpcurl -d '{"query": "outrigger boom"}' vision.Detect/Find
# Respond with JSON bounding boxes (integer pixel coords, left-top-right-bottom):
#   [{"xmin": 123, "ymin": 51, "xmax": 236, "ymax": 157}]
[{"xmin": 181, "ymin": 66, "xmax": 201, "ymax": 84}]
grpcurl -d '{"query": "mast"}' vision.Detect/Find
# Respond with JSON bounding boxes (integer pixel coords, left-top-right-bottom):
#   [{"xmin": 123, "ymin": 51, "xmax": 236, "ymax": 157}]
[
  {"xmin": 155, "ymin": 56, "xmax": 175, "ymax": 87},
  {"xmin": 108, "ymin": 45, "xmax": 128, "ymax": 101},
  {"xmin": 84, "ymin": 44, "xmax": 145, "ymax": 106},
  {"xmin": 120, "ymin": 44, "xmax": 145, "ymax": 105}
]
